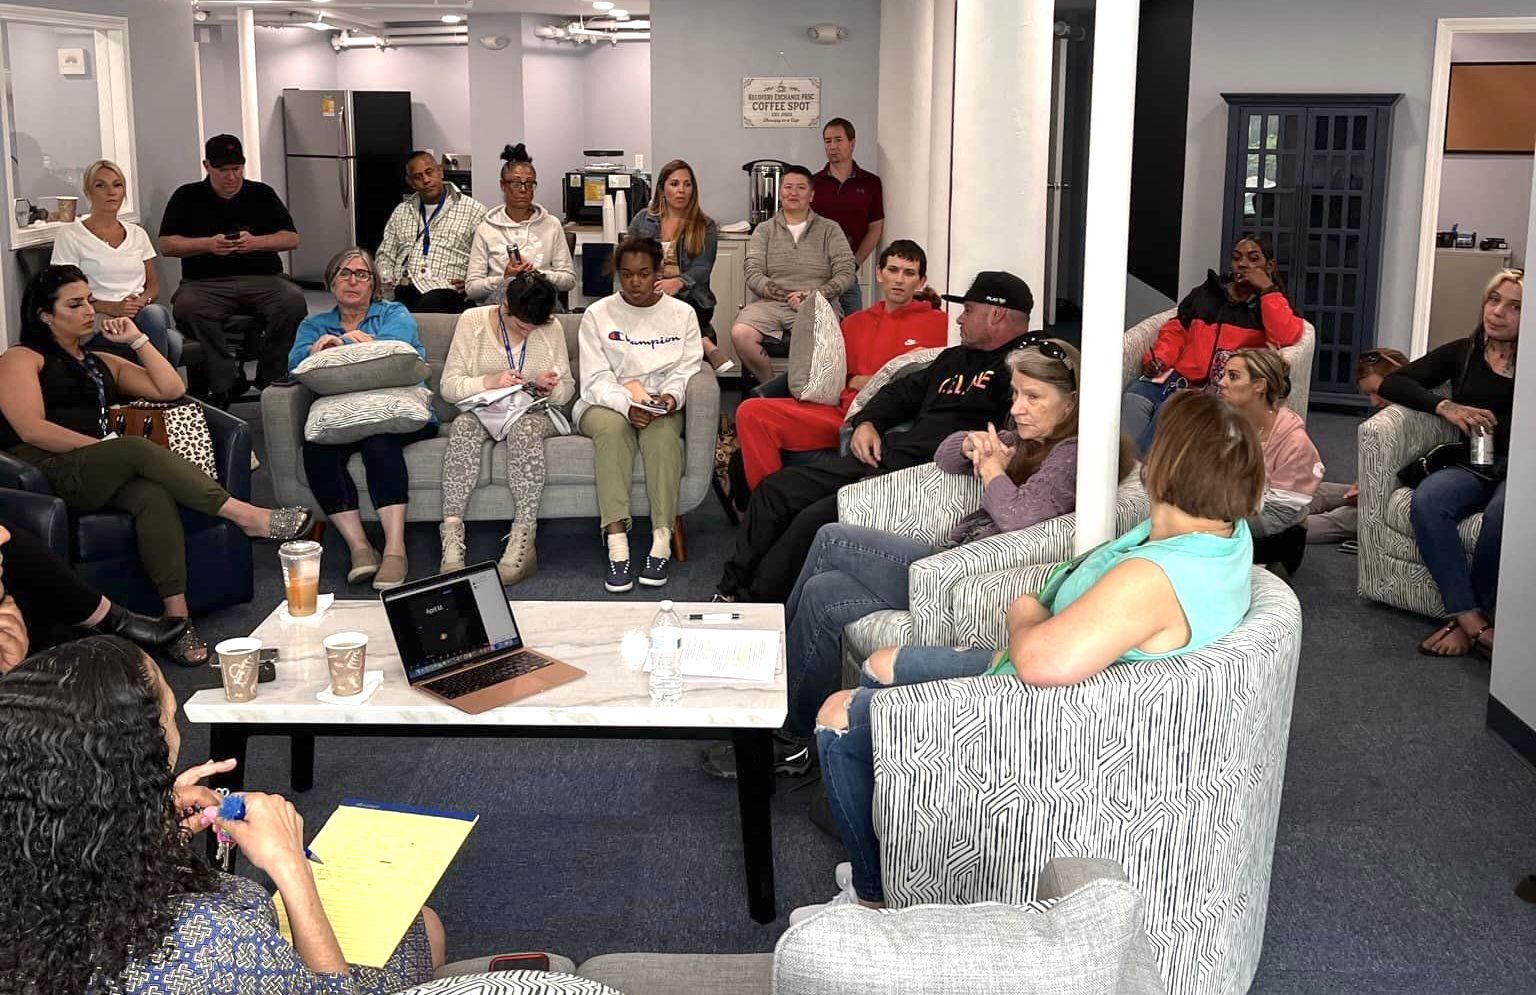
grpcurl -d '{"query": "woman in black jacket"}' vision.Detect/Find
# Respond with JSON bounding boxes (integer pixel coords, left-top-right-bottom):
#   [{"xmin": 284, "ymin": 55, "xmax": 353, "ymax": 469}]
[{"xmin": 1379, "ymin": 268, "xmax": 1520, "ymax": 658}]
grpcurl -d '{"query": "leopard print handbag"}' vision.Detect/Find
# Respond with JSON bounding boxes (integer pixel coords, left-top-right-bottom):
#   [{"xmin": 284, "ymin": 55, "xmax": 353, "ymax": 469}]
[{"xmin": 108, "ymin": 399, "xmax": 220, "ymax": 479}]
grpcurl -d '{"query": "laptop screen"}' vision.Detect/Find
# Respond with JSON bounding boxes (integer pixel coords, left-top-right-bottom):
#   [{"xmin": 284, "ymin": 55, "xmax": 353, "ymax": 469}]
[{"xmin": 383, "ymin": 565, "xmax": 523, "ymax": 683}]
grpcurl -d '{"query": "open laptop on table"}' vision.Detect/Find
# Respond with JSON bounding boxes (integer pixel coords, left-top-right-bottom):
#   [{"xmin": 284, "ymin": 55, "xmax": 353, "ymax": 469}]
[{"xmin": 381, "ymin": 562, "xmax": 584, "ymax": 714}]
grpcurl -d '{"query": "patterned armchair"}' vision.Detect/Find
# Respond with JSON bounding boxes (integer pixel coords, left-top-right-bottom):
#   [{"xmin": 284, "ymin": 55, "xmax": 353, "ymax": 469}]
[
  {"xmin": 835, "ymin": 464, "xmax": 1150, "ymax": 669},
  {"xmin": 869, "ymin": 568, "xmax": 1303, "ymax": 995},
  {"xmin": 1123, "ymin": 307, "xmax": 1317, "ymax": 419},
  {"xmin": 1356, "ymin": 401, "xmax": 1477, "ymax": 617}
]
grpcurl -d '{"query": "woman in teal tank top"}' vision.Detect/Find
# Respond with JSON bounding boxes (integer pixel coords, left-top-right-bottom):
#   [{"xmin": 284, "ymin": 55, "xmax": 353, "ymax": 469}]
[{"xmin": 794, "ymin": 392, "xmax": 1268, "ymax": 922}]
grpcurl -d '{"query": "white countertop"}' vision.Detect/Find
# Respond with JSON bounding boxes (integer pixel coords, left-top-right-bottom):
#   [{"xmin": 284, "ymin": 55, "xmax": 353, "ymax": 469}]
[{"xmin": 184, "ymin": 599, "xmax": 786, "ymax": 730}]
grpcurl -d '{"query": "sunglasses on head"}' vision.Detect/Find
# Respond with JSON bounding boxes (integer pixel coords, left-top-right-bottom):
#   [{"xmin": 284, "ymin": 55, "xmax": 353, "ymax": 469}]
[{"xmin": 1031, "ymin": 339, "xmax": 1077, "ymax": 388}]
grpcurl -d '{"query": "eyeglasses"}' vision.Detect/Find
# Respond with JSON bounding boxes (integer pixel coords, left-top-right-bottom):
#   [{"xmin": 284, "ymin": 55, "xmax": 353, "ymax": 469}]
[
  {"xmin": 502, "ymin": 180, "xmax": 537, "ymax": 191},
  {"xmin": 335, "ymin": 267, "xmax": 374, "ymax": 282},
  {"xmin": 1032, "ymin": 339, "xmax": 1077, "ymax": 388}
]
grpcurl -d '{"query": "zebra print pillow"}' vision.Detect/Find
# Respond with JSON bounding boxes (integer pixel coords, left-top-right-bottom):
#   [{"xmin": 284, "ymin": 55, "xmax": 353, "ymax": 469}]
[
  {"xmin": 787, "ymin": 292, "xmax": 847, "ymax": 406},
  {"xmin": 304, "ymin": 385, "xmax": 434, "ymax": 444}
]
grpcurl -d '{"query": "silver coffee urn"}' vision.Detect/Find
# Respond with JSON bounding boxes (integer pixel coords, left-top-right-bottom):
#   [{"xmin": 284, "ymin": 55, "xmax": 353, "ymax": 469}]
[{"xmin": 742, "ymin": 159, "xmax": 792, "ymax": 228}]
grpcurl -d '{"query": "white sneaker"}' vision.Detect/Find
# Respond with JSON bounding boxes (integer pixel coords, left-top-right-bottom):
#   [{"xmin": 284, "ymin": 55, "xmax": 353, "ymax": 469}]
[
  {"xmin": 834, "ymin": 862, "xmax": 853, "ymax": 892},
  {"xmin": 788, "ymin": 887, "xmax": 858, "ymax": 925}
]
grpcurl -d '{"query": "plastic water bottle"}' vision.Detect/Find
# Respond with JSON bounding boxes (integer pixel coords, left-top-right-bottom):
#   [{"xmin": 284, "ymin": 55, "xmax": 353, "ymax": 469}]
[{"xmin": 648, "ymin": 600, "xmax": 684, "ymax": 703}]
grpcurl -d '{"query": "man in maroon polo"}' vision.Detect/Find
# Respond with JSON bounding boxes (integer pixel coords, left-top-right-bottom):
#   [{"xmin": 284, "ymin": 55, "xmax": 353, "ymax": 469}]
[{"xmin": 812, "ymin": 117, "xmax": 884, "ymax": 317}]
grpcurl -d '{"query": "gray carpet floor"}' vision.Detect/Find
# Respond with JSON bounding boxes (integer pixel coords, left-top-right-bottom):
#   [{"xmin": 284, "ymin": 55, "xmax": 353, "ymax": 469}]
[{"xmin": 155, "ymin": 401, "xmax": 1536, "ymax": 993}]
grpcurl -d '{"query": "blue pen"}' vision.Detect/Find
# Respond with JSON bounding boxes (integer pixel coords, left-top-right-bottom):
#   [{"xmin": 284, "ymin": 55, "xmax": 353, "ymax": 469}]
[{"xmin": 215, "ymin": 794, "xmax": 324, "ymax": 864}]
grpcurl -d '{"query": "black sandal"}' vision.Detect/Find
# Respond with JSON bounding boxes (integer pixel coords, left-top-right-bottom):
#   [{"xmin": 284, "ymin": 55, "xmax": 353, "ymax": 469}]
[
  {"xmin": 1471, "ymin": 624, "xmax": 1494, "ymax": 661},
  {"xmin": 168, "ymin": 623, "xmax": 210, "ymax": 668},
  {"xmin": 262, "ymin": 506, "xmax": 315, "ymax": 543}
]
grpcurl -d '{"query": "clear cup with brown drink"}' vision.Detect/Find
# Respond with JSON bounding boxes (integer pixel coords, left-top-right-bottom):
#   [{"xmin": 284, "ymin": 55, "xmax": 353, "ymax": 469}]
[{"xmin": 279, "ymin": 540, "xmax": 323, "ymax": 617}]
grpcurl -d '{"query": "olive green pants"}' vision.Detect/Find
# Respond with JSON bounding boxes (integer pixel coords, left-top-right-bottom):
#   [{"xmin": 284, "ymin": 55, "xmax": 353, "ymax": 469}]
[
  {"xmin": 12, "ymin": 437, "xmax": 231, "ymax": 598},
  {"xmin": 579, "ymin": 406, "xmax": 684, "ymax": 531}
]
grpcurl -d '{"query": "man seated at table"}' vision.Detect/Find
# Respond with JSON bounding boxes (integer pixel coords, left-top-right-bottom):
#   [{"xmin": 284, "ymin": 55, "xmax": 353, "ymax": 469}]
[
  {"xmin": 714, "ymin": 270, "xmax": 1035, "ymax": 605},
  {"xmin": 376, "ymin": 151, "xmax": 488, "ymax": 314},
  {"xmin": 733, "ymin": 238, "xmax": 948, "ymax": 492},
  {"xmin": 730, "ymin": 165, "xmax": 857, "ymax": 384},
  {"xmin": 159, "ymin": 134, "xmax": 305, "ymax": 408}
]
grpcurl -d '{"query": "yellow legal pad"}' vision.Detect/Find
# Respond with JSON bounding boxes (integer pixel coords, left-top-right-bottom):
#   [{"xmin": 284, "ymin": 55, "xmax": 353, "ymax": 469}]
[{"xmin": 273, "ymin": 799, "xmax": 478, "ymax": 968}]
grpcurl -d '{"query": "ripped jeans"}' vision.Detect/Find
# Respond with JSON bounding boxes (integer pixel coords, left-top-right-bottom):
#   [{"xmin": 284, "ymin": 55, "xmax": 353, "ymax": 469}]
[{"xmin": 815, "ymin": 645, "xmax": 997, "ymax": 902}]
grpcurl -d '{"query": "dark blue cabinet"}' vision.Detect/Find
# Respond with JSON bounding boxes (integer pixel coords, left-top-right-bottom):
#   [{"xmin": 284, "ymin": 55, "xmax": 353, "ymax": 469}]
[{"xmin": 1220, "ymin": 93, "xmax": 1401, "ymax": 405}]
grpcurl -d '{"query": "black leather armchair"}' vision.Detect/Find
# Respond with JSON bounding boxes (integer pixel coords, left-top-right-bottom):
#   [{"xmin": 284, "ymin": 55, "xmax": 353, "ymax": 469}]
[{"xmin": 0, "ymin": 403, "xmax": 255, "ymax": 616}]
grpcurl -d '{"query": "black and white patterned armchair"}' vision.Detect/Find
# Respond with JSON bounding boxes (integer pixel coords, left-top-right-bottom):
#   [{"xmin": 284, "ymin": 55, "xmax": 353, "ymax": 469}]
[
  {"xmin": 868, "ymin": 568, "xmax": 1303, "ymax": 995},
  {"xmin": 1356, "ymin": 400, "xmax": 1478, "ymax": 617}
]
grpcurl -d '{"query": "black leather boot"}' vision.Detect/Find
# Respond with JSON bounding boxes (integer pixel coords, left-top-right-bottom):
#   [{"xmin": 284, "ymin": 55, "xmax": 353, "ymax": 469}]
[{"xmin": 95, "ymin": 603, "xmax": 189, "ymax": 649}]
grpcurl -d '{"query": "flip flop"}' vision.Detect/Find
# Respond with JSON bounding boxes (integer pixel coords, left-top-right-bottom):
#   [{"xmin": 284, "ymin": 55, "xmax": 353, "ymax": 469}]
[
  {"xmin": 1471, "ymin": 624, "xmax": 1494, "ymax": 661},
  {"xmin": 1417, "ymin": 620, "xmax": 1467, "ymax": 658}
]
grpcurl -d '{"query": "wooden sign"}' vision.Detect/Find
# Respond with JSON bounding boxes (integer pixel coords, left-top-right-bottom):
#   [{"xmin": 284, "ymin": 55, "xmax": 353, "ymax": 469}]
[{"xmin": 742, "ymin": 77, "xmax": 822, "ymax": 129}]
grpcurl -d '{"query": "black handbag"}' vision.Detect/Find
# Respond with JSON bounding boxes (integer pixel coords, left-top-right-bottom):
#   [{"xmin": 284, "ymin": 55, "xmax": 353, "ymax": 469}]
[{"xmin": 1396, "ymin": 441, "xmax": 1502, "ymax": 488}]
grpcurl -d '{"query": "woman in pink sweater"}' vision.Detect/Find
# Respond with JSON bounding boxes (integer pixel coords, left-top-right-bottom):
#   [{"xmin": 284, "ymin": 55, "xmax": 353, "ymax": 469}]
[{"xmin": 1218, "ymin": 347, "xmax": 1323, "ymax": 573}]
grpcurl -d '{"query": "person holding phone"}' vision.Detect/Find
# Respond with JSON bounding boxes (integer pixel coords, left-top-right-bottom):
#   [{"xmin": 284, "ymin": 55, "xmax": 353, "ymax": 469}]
[
  {"xmin": 1120, "ymin": 234, "xmax": 1304, "ymax": 455},
  {"xmin": 158, "ymin": 135, "xmax": 306, "ymax": 409},
  {"xmin": 0, "ymin": 635, "xmax": 444, "ymax": 995},
  {"xmin": 576, "ymin": 235, "xmax": 702, "ymax": 593},
  {"xmin": 465, "ymin": 143, "xmax": 576, "ymax": 304}
]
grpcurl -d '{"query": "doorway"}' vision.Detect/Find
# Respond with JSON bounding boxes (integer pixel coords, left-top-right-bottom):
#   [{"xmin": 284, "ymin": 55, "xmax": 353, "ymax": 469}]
[{"xmin": 1044, "ymin": 9, "xmax": 1092, "ymax": 336}]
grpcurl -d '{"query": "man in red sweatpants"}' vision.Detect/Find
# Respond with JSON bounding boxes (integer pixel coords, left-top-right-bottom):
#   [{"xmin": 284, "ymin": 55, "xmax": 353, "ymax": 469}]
[{"xmin": 735, "ymin": 238, "xmax": 949, "ymax": 489}]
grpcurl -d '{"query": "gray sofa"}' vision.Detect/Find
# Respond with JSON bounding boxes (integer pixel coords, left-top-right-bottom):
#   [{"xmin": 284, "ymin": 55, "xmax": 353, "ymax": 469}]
[
  {"xmin": 418, "ymin": 858, "xmax": 1166, "ymax": 995},
  {"xmin": 260, "ymin": 312, "xmax": 720, "ymax": 529}
]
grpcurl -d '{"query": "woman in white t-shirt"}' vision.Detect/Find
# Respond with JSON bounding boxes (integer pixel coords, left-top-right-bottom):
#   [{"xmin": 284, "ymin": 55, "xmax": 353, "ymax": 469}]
[{"xmin": 50, "ymin": 158, "xmax": 181, "ymax": 366}]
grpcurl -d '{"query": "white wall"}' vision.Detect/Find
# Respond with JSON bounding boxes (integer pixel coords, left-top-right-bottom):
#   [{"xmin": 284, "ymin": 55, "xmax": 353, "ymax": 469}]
[
  {"xmin": 7, "ymin": 24, "xmax": 102, "ymax": 203},
  {"xmin": 1180, "ymin": 0, "xmax": 1536, "ymax": 357},
  {"xmin": 651, "ymin": 0, "xmax": 881, "ymax": 224},
  {"xmin": 522, "ymin": 32, "xmax": 587, "ymax": 200},
  {"xmin": 338, "ymin": 46, "xmax": 470, "ymax": 157},
  {"xmin": 467, "ymin": 14, "xmax": 525, "ymax": 199},
  {"xmin": 584, "ymin": 40, "xmax": 652, "ymax": 174}
]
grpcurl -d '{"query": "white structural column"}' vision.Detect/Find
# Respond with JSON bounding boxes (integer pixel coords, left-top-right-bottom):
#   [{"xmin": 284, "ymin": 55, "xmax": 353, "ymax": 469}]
[
  {"xmin": 1074, "ymin": 0, "xmax": 1141, "ymax": 553},
  {"xmin": 876, "ymin": 0, "xmax": 957, "ymax": 327},
  {"xmin": 948, "ymin": 0, "xmax": 1053, "ymax": 335},
  {"xmin": 236, "ymin": 6, "xmax": 262, "ymax": 180}
]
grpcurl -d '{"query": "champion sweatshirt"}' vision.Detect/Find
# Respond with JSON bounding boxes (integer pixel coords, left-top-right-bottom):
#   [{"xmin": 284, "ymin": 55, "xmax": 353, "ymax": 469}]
[{"xmin": 575, "ymin": 292, "xmax": 704, "ymax": 425}]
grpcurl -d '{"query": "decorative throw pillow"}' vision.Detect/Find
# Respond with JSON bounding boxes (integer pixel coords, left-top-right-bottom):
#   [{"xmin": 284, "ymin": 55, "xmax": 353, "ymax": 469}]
[
  {"xmin": 293, "ymin": 339, "xmax": 430, "ymax": 397},
  {"xmin": 394, "ymin": 973, "xmax": 623, "ymax": 995},
  {"xmin": 844, "ymin": 347, "xmax": 943, "ymax": 422},
  {"xmin": 305, "ymin": 385, "xmax": 435, "ymax": 444},
  {"xmin": 787, "ymin": 292, "xmax": 847, "ymax": 406}
]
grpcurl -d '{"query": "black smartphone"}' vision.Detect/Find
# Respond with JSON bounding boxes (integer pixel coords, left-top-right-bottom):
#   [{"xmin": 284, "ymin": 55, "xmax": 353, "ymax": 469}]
[
  {"xmin": 510, "ymin": 245, "xmax": 523, "ymax": 264},
  {"xmin": 258, "ymin": 648, "xmax": 278, "ymax": 683},
  {"xmin": 224, "ymin": 225, "xmax": 242, "ymax": 240},
  {"xmin": 489, "ymin": 953, "xmax": 549, "ymax": 973}
]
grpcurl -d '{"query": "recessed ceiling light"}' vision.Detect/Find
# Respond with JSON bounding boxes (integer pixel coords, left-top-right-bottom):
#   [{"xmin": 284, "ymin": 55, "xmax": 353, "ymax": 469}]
[
  {"xmin": 311, "ymin": 0, "xmax": 331, "ymax": 4},
  {"xmin": 592, "ymin": 1, "xmax": 614, "ymax": 10},
  {"xmin": 440, "ymin": 13, "xmax": 462, "ymax": 23},
  {"xmin": 610, "ymin": 7, "xmax": 629, "ymax": 18}
]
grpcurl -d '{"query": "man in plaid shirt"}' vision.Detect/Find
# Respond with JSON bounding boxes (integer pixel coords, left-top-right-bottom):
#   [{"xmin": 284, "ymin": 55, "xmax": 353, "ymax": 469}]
[{"xmin": 376, "ymin": 151, "xmax": 488, "ymax": 313}]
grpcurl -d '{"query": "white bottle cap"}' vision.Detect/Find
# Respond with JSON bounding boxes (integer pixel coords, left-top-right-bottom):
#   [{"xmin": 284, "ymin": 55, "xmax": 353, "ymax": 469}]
[{"xmin": 659, "ymin": 599, "xmax": 673, "ymax": 610}]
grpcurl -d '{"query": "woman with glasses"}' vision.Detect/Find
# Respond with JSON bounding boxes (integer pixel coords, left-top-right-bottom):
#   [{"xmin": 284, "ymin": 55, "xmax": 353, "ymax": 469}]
[
  {"xmin": 465, "ymin": 143, "xmax": 576, "ymax": 304},
  {"xmin": 1122, "ymin": 233, "xmax": 1305, "ymax": 455},
  {"xmin": 704, "ymin": 340, "xmax": 1132, "ymax": 778},
  {"xmin": 1215, "ymin": 348, "xmax": 1323, "ymax": 574},
  {"xmin": 288, "ymin": 247, "xmax": 436, "ymax": 591},
  {"xmin": 437, "ymin": 272, "xmax": 572, "ymax": 584},
  {"xmin": 1379, "ymin": 267, "xmax": 1522, "ymax": 659}
]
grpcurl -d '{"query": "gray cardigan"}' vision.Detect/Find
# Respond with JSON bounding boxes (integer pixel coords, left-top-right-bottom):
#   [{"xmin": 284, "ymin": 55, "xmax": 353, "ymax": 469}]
[
  {"xmin": 744, "ymin": 209, "xmax": 856, "ymax": 302},
  {"xmin": 630, "ymin": 211, "xmax": 718, "ymax": 312}
]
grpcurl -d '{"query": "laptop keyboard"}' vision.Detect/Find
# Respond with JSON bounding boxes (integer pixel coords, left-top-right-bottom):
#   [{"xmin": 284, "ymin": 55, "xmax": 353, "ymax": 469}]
[{"xmin": 425, "ymin": 651, "xmax": 552, "ymax": 700}]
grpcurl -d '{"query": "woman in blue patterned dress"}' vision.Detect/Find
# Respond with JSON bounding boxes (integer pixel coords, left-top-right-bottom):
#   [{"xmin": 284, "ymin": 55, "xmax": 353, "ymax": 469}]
[{"xmin": 0, "ymin": 636, "xmax": 442, "ymax": 995}]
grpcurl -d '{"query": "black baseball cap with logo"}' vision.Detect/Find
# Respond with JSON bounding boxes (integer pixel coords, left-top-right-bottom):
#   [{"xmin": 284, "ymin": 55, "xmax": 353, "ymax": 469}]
[
  {"xmin": 942, "ymin": 271, "xmax": 1034, "ymax": 315},
  {"xmin": 205, "ymin": 134, "xmax": 246, "ymax": 168}
]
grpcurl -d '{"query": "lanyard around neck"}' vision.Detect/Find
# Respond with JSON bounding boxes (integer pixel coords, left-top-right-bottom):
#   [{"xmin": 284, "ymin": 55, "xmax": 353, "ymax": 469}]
[
  {"xmin": 497, "ymin": 311, "xmax": 528, "ymax": 374},
  {"xmin": 419, "ymin": 195, "xmax": 447, "ymax": 256}
]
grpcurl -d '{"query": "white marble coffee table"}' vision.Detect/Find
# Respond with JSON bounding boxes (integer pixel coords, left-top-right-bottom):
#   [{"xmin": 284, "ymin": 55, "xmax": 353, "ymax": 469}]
[{"xmin": 184, "ymin": 598, "xmax": 787, "ymax": 922}]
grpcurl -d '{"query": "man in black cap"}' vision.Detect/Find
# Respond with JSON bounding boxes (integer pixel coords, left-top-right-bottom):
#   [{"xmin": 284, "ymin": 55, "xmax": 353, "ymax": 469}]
[
  {"xmin": 714, "ymin": 269, "xmax": 1037, "ymax": 605},
  {"xmin": 159, "ymin": 134, "xmax": 306, "ymax": 406}
]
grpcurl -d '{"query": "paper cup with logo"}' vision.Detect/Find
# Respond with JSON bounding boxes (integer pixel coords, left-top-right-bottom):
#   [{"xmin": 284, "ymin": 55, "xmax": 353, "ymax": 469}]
[
  {"xmin": 323, "ymin": 631, "xmax": 368, "ymax": 697},
  {"xmin": 216, "ymin": 637, "xmax": 261, "ymax": 702}
]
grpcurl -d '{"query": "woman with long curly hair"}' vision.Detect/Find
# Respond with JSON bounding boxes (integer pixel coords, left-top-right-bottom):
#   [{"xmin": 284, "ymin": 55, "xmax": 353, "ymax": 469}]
[{"xmin": 0, "ymin": 636, "xmax": 443, "ymax": 995}]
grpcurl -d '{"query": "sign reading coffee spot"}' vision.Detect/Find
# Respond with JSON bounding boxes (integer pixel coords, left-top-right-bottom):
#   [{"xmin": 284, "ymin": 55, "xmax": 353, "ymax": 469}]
[{"xmin": 741, "ymin": 77, "xmax": 822, "ymax": 129}]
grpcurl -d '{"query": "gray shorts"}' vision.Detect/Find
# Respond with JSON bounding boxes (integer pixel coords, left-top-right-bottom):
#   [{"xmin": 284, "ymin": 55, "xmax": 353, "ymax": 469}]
[{"xmin": 733, "ymin": 300, "xmax": 799, "ymax": 341}]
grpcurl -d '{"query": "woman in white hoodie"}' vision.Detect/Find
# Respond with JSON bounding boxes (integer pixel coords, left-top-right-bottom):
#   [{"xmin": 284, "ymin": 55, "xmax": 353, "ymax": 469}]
[
  {"xmin": 465, "ymin": 144, "xmax": 576, "ymax": 303},
  {"xmin": 577, "ymin": 235, "xmax": 702, "ymax": 594}
]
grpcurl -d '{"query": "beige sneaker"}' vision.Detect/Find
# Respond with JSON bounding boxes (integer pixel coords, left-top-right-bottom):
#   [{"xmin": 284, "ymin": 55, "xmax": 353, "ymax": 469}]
[
  {"xmin": 372, "ymin": 553, "xmax": 409, "ymax": 591},
  {"xmin": 439, "ymin": 521, "xmax": 466, "ymax": 573},
  {"xmin": 497, "ymin": 525, "xmax": 537, "ymax": 586},
  {"xmin": 346, "ymin": 544, "xmax": 381, "ymax": 584}
]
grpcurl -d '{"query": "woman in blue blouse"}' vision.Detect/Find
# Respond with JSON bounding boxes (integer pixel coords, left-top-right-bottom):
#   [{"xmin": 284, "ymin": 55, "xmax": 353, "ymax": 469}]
[
  {"xmin": 794, "ymin": 391, "xmax": 1266, "ymax": 922},
  {"xmin": 0, "ymin": 635, "xmax": 442, "ymax": 995},
  {"xmin": 289, "ymin": 247, "xmax": 437, "ymax": 590}
]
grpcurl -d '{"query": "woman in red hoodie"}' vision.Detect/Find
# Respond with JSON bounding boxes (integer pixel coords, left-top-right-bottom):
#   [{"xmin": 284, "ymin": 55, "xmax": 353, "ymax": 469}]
[{"xmin": 1123, "ymin": 235, "xmax": 1304, "ymax": 454}]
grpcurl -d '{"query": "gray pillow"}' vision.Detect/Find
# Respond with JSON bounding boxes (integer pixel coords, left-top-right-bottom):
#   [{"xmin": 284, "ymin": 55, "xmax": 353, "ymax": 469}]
[
  {"xmin": 305, "ymin": 385, "xmax": 435, "ymax": 444},
  {"xmin": 293, "ymin": 339, "xmax": 430, "ymax": 396},
  {"xmin": 786, "ymin": 293, "xmax": 846, "ymax": 406},
  {"xmin": 772, "ymin": 880, "xmax": 1164, "ymax": 995}
]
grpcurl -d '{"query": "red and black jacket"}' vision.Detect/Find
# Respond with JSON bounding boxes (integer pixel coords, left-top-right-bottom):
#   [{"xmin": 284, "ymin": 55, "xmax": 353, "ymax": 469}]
[{"xmin": 1143, "ymin": 270, "xmax": 1304, "ymax": 385}]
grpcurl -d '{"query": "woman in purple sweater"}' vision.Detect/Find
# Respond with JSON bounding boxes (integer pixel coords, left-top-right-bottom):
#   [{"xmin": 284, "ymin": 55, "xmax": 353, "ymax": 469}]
[{"xmin": 705, "ymin": 340, "xmax": 1134, "ymax": 777}]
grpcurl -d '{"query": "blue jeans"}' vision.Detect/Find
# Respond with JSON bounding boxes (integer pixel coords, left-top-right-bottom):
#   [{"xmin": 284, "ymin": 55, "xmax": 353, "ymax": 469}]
[
  {"xmin": 784, "ymin": 524, "xmax": 934, "ymax": 740},
  {"xmin": 1121, "ymin": 377, "xmax": 1182, "ymax": 455},
  {"xmin": 86, "ymin": 303, "xmax": 183, "ymax": 369},
  {"xmin": 817, "ymin": 644, "xmax": 997, "ymax": 902},
  {"xmin": 838, "ymin": 282, "xmax": 863, "ymax": 318},
  {"xmin": 1410, "ymin": 466, "xmax": 1506, "ymax": 617}
]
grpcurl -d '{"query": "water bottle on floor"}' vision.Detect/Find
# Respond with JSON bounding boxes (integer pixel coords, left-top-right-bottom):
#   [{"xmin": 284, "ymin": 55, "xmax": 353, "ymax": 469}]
[{"xmin": 648, "ymin": 600, "xmax": 684, "ymax": 703}]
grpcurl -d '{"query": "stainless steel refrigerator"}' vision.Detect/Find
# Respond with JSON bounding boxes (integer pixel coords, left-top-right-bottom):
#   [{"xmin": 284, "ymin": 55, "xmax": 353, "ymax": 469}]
[{"xmin": 282, "ymin": 89, "xmax": 413, "ymax": 284}]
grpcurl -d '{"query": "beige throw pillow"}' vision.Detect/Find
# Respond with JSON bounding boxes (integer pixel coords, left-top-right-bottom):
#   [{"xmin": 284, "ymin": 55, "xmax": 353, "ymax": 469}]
[{"xmin": 787, "ymin": 293, "xmax": 847, "ymax": 406}]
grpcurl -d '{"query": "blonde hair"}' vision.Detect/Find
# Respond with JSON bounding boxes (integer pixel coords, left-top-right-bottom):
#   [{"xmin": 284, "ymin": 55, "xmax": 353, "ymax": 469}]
[
  {"xmin": 1232, "ymin": 347, "xmax": 1292, "ymax": 409},
  {"xmin": 1483, "ymin": 267, "xmax": 1524, "ymax": 303},
  {"xmin": 82, "ymin": 159, "xmax": 126, "ymax": 196}
]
